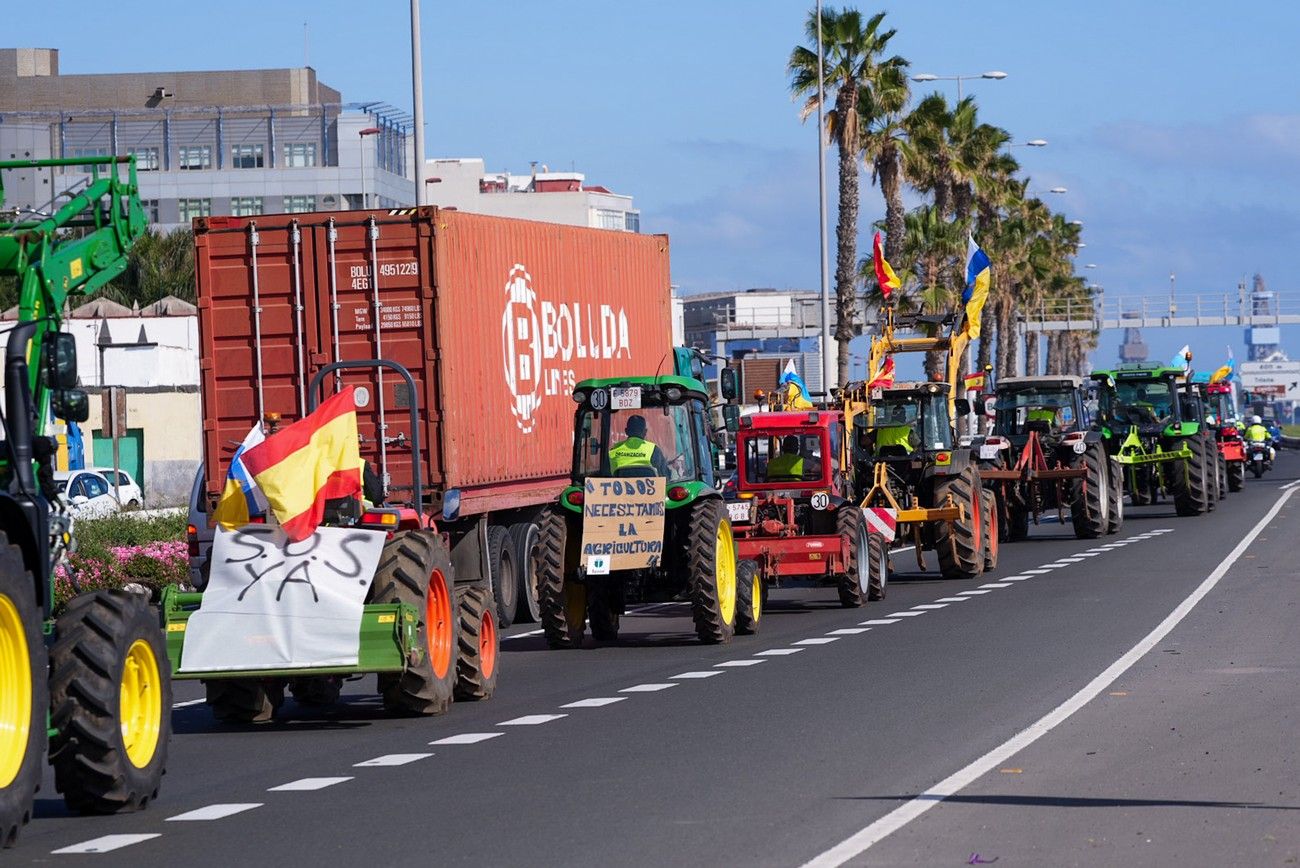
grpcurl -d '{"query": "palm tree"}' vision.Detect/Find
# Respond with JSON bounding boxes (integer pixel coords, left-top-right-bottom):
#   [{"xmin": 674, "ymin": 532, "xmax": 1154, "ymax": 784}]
[
  {"xmin": 789, "ymin": 6, "xmax": 907, "ymax": 385},
  {"xmin": 896, "ymin": 205, "xmax": 966, "ymax": 380},
  {"xmin": 859, "ymin": 63, "xmax": 911, "ymax": 265},
  {"xmin": 900, "ymin": 93, "xmax": 955, "ymax": 217},
  {"xmin": 101, "ymin": 227, "xmax": 195, "ymax": 305}
]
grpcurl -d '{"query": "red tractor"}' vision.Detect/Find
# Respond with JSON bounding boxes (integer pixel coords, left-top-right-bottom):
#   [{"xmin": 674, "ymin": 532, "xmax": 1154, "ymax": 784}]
[
  {"xmin": 731, "ymin": 410, "xmax": 888, "ymax": 609},
  {"xmin": 1198, "ymin": 381, "xmax": 1246, "ymax": 492}
]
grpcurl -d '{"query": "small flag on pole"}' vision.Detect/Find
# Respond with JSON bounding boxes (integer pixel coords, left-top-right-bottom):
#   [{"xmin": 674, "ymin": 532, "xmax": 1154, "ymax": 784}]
[
  {"xmin": 962, "ymin": 236, "xmax": 991, "ymax": 339},
  {"xmin": 873, "ymin": 232, "xmax": 900, "ymax": 300},
  {"xmin": 867, "ymin": 356, "xmax": 895, "ymax": 389}
]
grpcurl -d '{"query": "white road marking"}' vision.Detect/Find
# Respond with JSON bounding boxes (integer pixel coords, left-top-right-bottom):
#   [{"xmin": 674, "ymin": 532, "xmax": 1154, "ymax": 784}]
[
  {"xmin": 801, "ymin": 484, "xmax": 1298, "ymax": 868},
  {"xmin": 793, "ymin": 637, "xmax": 841, "ymax": 645},
  {"xmin": 979, "ymin": 583, "xmax": 1012, "ymax": 589},
  {"xmin": 268, "ymin": 777, "xmax": 352, "ymax": 792},
  {"xmin": 1279, "ymin": 479, "xmax": 1300, "ymax": 490},
  {"xmin": 911, "ymin": 604, "xmax": 948, "ymax": 610},
  {"xmin": 53, "ymin": 835, "xmax": 161, "ymax": 854},
  {"xmin": 715, "ymin": 659, "xmax": 767, "ymax": 667},
  {"xmin": 1056, "ymin": 557, "xmax": 1087, "ymax": 563},
  {"xmin": 167, "ymin": 803, "xmax": 263, "ymax": 821},
  {"xmin": 861, "ymin": 618, "xmax": 901, "ymax": 625},
  {"xmin": 1076, "ymin": 551, "xmax": 1101, "ymax": 557},
  {"xmin": 429, "ymin": 732, "xmax": 503, "ymax": 745},
  {"xmin": 1022, "ymin": 569, "xmax": 1052, "ymax": 574},
  {"xmin": 671, "ymin": 671, "xmax": 724, "ymax": 679},
  {"xmin": 501, "ymin": 629, "xmax": 545, "ymax": 641},
  {"xmin": 620, "ymin": 683, "xmax": 678, "ymax": 692},
  {"xmin": 498, "ymin": 714, "xmax": 567, "ymax": 726},
  {"xmin": 755, "ymin": 648, "xmax": 804, "ymax": 656},
  {"xmin": 933, "ymin": 597, "xmax": 970, "ymax": 603},
  {"xmin": 171, "ymin": 698, "xmax": 206, "ymax": 709},
  {"xmin": 561, "ymin": 697, "xmax": 627, "ymax": 708},
  {"xmin": 827, "ymin": 628, "xmax": 871, "ymax": 635},
  {"xmin": 354, "ymin": 753, "xmax": 432, "ymax": 767},
  {"xmin": 957, "ymin": 589, "xmax": 992, "ymax": 595},
  {"xmin": 998, "ymin": 576, "xmax": 1031, "ymax": 582},
  {"xmin": 886, "ymin": 611, "xmax": 926, "ymax": 618}
]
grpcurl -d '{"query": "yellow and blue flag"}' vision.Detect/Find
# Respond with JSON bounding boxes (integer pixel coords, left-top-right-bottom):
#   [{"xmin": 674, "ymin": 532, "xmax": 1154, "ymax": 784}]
[
  {"xmin": 213, "ymin": 423, "xmax": 268, "ymax": 529},
  {"xmin": 1210, "ymin": 347, "xmax": 1235, "ymax": 383},
  {"xmin": 778, "ymin": 360, "xmax": 815, "ymax": 410},
  {"xmin": 963, "ymin": 236, "xmax": 991, "ymax": 339}
]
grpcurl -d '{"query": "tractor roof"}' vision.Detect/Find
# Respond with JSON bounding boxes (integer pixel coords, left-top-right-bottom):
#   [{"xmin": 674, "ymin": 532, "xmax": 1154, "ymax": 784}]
[
  {"xmin": 737, "ymin": 410, "xmax": 838, "ymax": 432},
  {"xmin": 877, "ymin": 381, "xmax": 951, "ymax": 396},
  {"xmin": 1092, "ymin": 363, "xmax": 1185, "ymax": 379},
  {"xmin": 997, "ymin": 375, "xmax": 1082, "ymax": 390},
  {"xmin": 575, "ymin": 374, "xmax": 706, "ymax": 395}
]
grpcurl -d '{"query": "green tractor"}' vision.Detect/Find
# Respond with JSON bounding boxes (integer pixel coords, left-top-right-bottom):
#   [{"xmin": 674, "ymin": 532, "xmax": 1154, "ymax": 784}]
[
  {"xmin": 1090, "ymin": 364, "xmax": 1215, "ymax": 516},
  {"xmin": 534, "ymin": 373, "xmax": 752, "ymax": 647}
]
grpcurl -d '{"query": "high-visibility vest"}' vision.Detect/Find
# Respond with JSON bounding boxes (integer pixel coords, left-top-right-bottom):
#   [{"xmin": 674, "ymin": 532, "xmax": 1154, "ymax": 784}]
[
  {"xmin": 1245, "ymin": 424, "xmax": 1270, "ymax": 443},
  {"xmin": 1027, "ymin": 408, "xmax": 1058, "ymax": 424},
  {"xmin": 609, "ymin": 437, "xmax": 658, "ymax": 472},
  {"xmin": 766, "ymin": 453, "xmax": 804, "ymax": 478},
  {"xmin": 876, "ymin": 424, "xmax": 914, "ymax": 453}
]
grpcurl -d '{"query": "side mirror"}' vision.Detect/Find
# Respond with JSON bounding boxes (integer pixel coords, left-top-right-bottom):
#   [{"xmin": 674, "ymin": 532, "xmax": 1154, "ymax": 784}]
[
  {"xmin": 51, "ymin": 389, "xmax": 89, "ymax": 423},
  {"xmin": 722, "ymin": 404, "xmax": 740, "ymax": 433},
  {"xmin": 719, "ymin": 367, "xmax": 739, "ymax": 402},
  {"xmin": 43, "ymin": 332, "xmax": 79, "ymax": 390},
  {"xmin": 954, "ymin": 398, "xmax": 971, "ymax": 416}
]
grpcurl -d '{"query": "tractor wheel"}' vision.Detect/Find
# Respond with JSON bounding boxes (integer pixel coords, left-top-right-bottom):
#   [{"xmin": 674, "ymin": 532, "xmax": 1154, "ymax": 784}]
[
  {"xmin": 0, "ymin": 535, "xmax": 44, "ymax": 849},
  {"xmin": 486, "ymin": 525, "xmax": 518, "ymax": 629},
  {"xmin": 1174, "ymin": 434, "xmax": 1211, "ymax": 517},
  {"xmin": 1070, "ymin": 443, "xmax": 1108, "ymax": 539},
  {"xmin": 934, "ymin": 465, "xmax": 983, "ymax": 580},
  {"xmin": 1206, "ymin": 450, "xmax": 1219, "ymax": 512},
  {"xmin": 509, "ymin": 519, "xmax": 542, "ymax": 623},
  {"xmin": 587, "ymin": 582, "xmax": 621, "ymax": 643},
  {"xmin": 289, "ymin": 676, "xmax": 342, "ymax": 708},
  {"xmin": 453, "ymin": 584, "xmax": 498, "ymax": 701},
  {"xmin": 372, "ymin": 531, "xmax": 458, "ymax": 715},
  {"xmin": 735, "ymin": 559, "xmax": 763, "ymax": 635},
  {"xmin": 866, "ymin": 531, "xmax": 888, "ymax": 601},
  {"xmin": 49, "ymin": 590, "xmax": 171, "ymax": 814},
  {"xmin": 981, "ymin": 488, "xmax": 999, "ymax": 571},
  {"xmin": 835, "ymin": 506, "xmax": 866, "ymax": 608},
  {"xmin": 1217, "ymin": 452, "xmax": 1228, "ymax": 500},
  {"xmin": 205, "ymin": 679, "xmax": 283, "ymax": 723},
  {"xmin": 1228, "ymin": 460, "xmax": 1245, "ymax": 491},
  {"xmin": 684, "ymin": 498, "xmax": 737, "ymax": 645},
  {"xmin": 1106, "ymin": 457, "xmax": 1124, "ymax": 535},
  {"xmin": 535, "ymin": 505, "xmax": 586, "ymax": 649}
]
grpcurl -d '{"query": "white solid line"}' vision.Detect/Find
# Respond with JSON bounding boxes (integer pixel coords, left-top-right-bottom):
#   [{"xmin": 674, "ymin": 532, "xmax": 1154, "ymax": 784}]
[
  {"xmin": 715, "ymin": 659, "xmax": 767, "ymax": 667},
  {"xmin": 978, "ymin": 583, "xmax": 1012, "ymax": 589},
  {"xmin": 957, "ymin": 589, "xmax": 992, "ymax": 595},
  {"xmin": 268, "ymin": 777, "xmax": 352, "ymax": 792},
  {"xmin": 561, "ymin": 697, "xmax": 627, "ymax": 708},
  {"xmin": 167, "ymin": 803, "xmax": 263, "ymax": 821},
  {"xmin": 354, "ymin": 753, "xmax": 432, "ymax": 767},
  {"xmin": 793, "ymin": 637, "xmax": 840, "ymax": 645},
  {"xmin": 886, "ymin": 611, "xmax": 926, "ymax": 617},
  {"xmin": 620, "ymin": 683, "xmax": 678, "ymax": 692},
  {"xmin": 933, "ymin": 597, "xmax": 970, "ymax": 603},
  {"xmin": 1279, "ymin": 479, "xmax": 1300, "ymax": 490},
  {"xmin": 755, "ymin": 648, "xmax": 804, "ymax": 656},
  {"xmin": 52, "ymin": 834, "xmax": 161, "ymax": 854},
  {"xmin": 672, "ymin": 670, "xmax": 724, "ymax": 679},
  {"xmin": 429, "ymin": 732, "xmax": 503, "ymax": 745},
  {"xmin": 861, "ymin": 618, "xmax": 901, "ymax": 625},
  {"xmin": 911, "ymin": 604, "xmax": 948, "ymax": 610},
  {"xmin": 171, "ymin": 698, "xmax": 207, "ymax": 709},
  {"xmin": 501, "ymin": 628, "xmax": 545, "ymax": 641},
  {"xmin": 498, "ymin": 714, "xmax": 567, "ymax": 726},
  {"xmin": 802, "ymin": 484, "xmax": 1298, "ymax": 868},
  {"xmin": 828, "ymin": 627, "xmax": 871, "ymax": 635}
]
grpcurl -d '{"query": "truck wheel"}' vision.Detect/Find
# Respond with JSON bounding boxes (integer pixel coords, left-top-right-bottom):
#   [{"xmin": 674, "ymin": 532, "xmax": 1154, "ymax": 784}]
[
  {"xmin": 372, "ymin": 531, "xmax": 458, "ymax": 715},
  {"xmin": 50, "ymin": 590, "xmax": 171, "ymax": 813},
  {"xmin": 934, "ymin": 466, "xmax": 983, "ymax": 580},
  {"xmin": 1228, "ymin": 460, "xmax": 1244, "ymax": 491},
  {"xmin": 509, "ymin": 519, "xmax": 542, "ymax": 623},
  {"xmin": 735, "ymin": 560, "xmax": 763, "ymax": 634},
  {"xmin": 1105, "ymin": 457, "xmax": 1124, "ymax": 535},
  {"xmin": 835, "ymin": 506, "xmax": 866, "ymax": 608},
  {"xmin": 866, "ymin": 532, "xmax": 888, "ymax": 601},
  {"xmin": 535, "ymin": 505, "xmax": 585, "ymax": 649},
  {"xmin": 289, "ymin": 676, "xmax": 342, "ymax": 708},
  {"xmin": 487, "ymin": 526, "xmax": 518, "ymax": 629},
  {"xmin": 685, "ymin": 498, "xmax": 736, "ymax": 644},
  {"xmin": 587, "ymin": 582, "xmax": 621, "ymax": 642},
  {"xmin": 0, "ymin": 537, "xmax": 45, "ymax": 848},
  {"xmin": 1070, "ymin": 444, "xmax": 1108, "ymax": 539},
  {"xmin": 1174, "ymin": 434, "xmax": 1211, "ymax": 516},
  {"xmin": 205, "ymin": 679, "xmax": 283, "ymax": 723},
  {"xmin": 453, "ymin": 585, "xmax": 498, "ymax": 701},
  {"xmin": 981, "ymin": 488, "xmax": 999, "ymax": 571}
]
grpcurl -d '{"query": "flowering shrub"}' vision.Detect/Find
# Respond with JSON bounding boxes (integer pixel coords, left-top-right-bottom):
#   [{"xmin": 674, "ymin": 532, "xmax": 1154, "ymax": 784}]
[{"xmin": 53, "ymin": 515, "xmax": 189, "ymax": 613}]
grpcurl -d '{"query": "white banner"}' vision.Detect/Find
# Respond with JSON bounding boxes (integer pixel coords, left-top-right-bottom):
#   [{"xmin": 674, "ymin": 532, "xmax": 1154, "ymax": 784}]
[{"xmin": 179, "ymin": 525, "xmax": 386, "ymax": 673}]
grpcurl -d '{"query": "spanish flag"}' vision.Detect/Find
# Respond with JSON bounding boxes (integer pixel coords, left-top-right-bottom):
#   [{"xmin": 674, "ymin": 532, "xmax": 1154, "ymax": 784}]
[
  {"xmin": 963, "ymin": 236, "xmax": 991, "ymax": 339},
  {"xmin": 239, "ymin": 387, "xmax": 365, "ymax": 542},
  {"xmin": 867, "ymin": 356, "xmax": 895, "ymax": 389},
  {"xmin": 873, "ymin": 232, "xmax": 900, "ymax": 300}
]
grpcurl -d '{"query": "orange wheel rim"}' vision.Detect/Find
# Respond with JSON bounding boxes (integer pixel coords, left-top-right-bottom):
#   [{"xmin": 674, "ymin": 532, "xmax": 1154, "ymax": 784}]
[
  {"xmin": 971, "ymin": 492, "xmax": 982, "ymax": 555},
  {"xmin": 479, "ymin": 607, "xmax": 497, "ymax": 679},
  {"xmin": 988, "ymin": 504, "xmax": 999, "ymax": 559},
  {"xmin": 425, "ymin": 569, "xmax": 453, "ymax": 679}
]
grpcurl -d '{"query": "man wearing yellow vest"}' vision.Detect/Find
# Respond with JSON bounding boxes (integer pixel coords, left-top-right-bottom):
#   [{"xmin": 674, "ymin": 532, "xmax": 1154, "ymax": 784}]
[
  {"xmin": 609, "ymin": 414, "xmax": 670, "ymax": 476},
  {"xmin": 766, "ymin": 435, "xmax": 805, "ymax": 480},
  {"xmin": 875, "ymin": 404, "xmax": 916, "ymax": 455},
  {"xmin": 1026, "ymin": 406, "xmax": 1061, "ymax": 430}
]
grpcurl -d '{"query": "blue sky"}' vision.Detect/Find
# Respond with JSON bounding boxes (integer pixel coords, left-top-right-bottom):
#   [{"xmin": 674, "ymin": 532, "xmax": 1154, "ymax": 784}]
[{"xmin": 10, "ymin": 1, "xmax": 1299, "ymax": 373}]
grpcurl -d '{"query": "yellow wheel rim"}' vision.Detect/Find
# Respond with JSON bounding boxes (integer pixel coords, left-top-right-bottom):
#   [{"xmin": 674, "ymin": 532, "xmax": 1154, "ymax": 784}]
[
  {"xmin": 715, "ymin": 519, "xmax": 737, "ymax": 626},
  {"xmin": 0, "ymin": 594, "xmax": 32, "ymax": 787},
  {"xmin": 119, "ymin": 639, "xmax": 162, "ymax": 769},
  {"xmin": 751, "ymin": 573, "xmax": 763, "ymax": 624}
]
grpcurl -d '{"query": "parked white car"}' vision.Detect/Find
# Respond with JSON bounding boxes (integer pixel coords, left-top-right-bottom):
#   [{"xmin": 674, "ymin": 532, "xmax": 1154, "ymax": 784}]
[
  {"xmin": 90, "ymin": 467, "xmax": 144, "ymax": 508},
  {"xmin": 53, "ymin": 470, "xmax": 122, "ymax": 519}
]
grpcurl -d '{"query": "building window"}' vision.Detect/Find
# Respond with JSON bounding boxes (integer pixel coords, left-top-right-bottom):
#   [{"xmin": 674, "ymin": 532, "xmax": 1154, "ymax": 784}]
[
  {"xmin": 230, "ymin": 144, "xmax": 264, "ymax": 169},
  {"xmin": 178, "ymin": 198, "xmax": 211, "ymax": 222},
  {"xmin": 140, "ymin": 199, "xmax": 159, "ymax": 222},
  {"xmin": 128, "ymin": 146, "xmax": 160, "ymax": 171},
  {"xmin": 70, "ymin": 147, "xmax": 109, "ymax": 173},
  {"xmin": 625, "ymin": 212, "xmax": 641, "ymax": 233},
  {"xmin": 231, "ymin": 197, "xmax": 263, "ymax": 217},
  {"xmin": 178, "ymin": 145, "xmax": 212, "ymax": 170},
  {"xmin": 283, "ymin": 195, "xmax": 316, "ymax": 213},
  {"xmin": 595, "ymin": 208, "xmax": 625, "ymax": 231},
  {"xmin": 282, "ymin": 143, "xmax": 317, "ymax": 168}
]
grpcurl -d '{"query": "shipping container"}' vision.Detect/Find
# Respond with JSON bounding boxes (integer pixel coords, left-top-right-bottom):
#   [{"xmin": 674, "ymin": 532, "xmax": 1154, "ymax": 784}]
[{"xmin": 195, "ymin": 206, "xmax": 673, "ymax": 622}]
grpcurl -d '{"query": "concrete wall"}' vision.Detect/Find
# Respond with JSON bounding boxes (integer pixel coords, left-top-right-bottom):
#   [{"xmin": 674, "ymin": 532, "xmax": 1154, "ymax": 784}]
[
  {"xmin": 83, "ymin": 388, "xmax": 201, "ymax": 507},
  {"xmin": 64, "ymin": 316, "xmax": 201, "ymax": 388}
]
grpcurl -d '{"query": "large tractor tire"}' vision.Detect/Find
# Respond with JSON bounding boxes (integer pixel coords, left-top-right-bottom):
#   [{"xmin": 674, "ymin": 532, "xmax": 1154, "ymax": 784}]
[
  {"xmin": 1106, "ymin": 457, "xmax": 1124, "ymax": 535},
  {"xmin": 866, "ymin": 531, "xmax": 889, "ymax": 601},
  {"xmin": 372, "ymin": 531, "xmax": 458, "ymax": 715},
  {"xmin": 586, "ymin": 582, "xmax": 622, "ymax": 643},
  {"xmin": 453, "ymin": 584, "xmax": 498, "ymax": 701},
  {"xmin": 934, "ymin": 466, "xmax": 983, "ymax": 580},
  {"xmin": 1217, "ymin": 452, "xmax": 1228, "ymax": 501},
  {"xmin": 735, "ymin": 559, "xmax": 763, "ymax": 635},
  {"xmin": 1070, "ymin": 443, "xmax": 1109, "ymax": 539},
  {"xmin": 289, "ymin": 676, "xmax": 342, "ymax": 708},
  {"xmin": 49, "ymin": 590, "xmax": 171, "ymax": 814},
  {"xmin": 535, "ymin": 505, "xmax": 586, "ymax": 649},
  {"xmin": 1227, "ymin": 459, "xmax": 1245, "ymax": 492},
  {"xmin": 509, "ymin": 519, "xmax": 542, "ymax": 623},
  {"xmin": 205, "ymin": 679, "xmax": 283, "ymax": 723},
  {"xmin": 0, "ymin": 537, "xmax": 45, "ymax": 848},
  {"xmin": 486, "ymin": 525, "xmax": 518, "ymax": 629},
  {"xmin": 981, "ymin": 488, "xmax": 999, "ymax": 571},
  {"xmin": 1206, "ymin": 450, "xmax": 1219, "ymax": 512},
  {"xmin": 1174, "ymin": 434, "xmax": 1212, "ymax": 517},
  {"xmin": 835, "ymin": 506, "xmax": 866, "ymax": 608},
  {"xmin": 684, "ymin": 498, "xmax": 737, "ymax": 644}
]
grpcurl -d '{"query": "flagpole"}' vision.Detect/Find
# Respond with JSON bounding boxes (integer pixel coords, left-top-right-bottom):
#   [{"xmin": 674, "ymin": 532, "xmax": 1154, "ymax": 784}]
[{"xmin": 816, "ymin": 0, "xmax": 833, "ymax": 392}]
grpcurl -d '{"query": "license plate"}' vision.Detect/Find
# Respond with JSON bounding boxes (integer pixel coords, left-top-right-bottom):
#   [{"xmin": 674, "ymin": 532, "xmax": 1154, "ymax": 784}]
[
  {"xmin": 726, "ymin": 501, "xmax": 751, "ymax": 524},
  {"xmin": 611, "ymin": 386, "xmax": 642, "ymax": 410},
  {"xmin": 1254, "ymin": 455, "xmax": 1263, "ymax": 461}
]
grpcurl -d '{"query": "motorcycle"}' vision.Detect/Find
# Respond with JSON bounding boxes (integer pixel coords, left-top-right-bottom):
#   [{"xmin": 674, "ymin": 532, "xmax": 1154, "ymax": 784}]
[{"xmin": 1247, "ymin": 440, "xmax": 1272, "ymax": 477}]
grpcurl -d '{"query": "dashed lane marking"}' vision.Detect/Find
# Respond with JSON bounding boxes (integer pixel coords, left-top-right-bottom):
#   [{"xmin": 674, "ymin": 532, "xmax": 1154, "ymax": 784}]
[
  {"xmin": 793, "ymin": 637, "xmax": 841, "ymax": 645},
  {"xmin": 933, "ymin": 597, "xmax": 971, "ymax": 603},
  {"xmin": 979, "ymin": 583, "xmax": 1012, "ymax": 589},
  {"xmin": 958, "ymin": 589, "xmax": 992, "ymax": 595},
  {"xmin": 911, "ymin": 604, "xmax": 948, "ymax": 610},
  {"xmin": 354, "ymin": 753, "xmax": 433, "ymax": 767},
  {"xmin": 715, "ymin": 659, "xmax": 767, "ymax": 667},
  {"xmin": 861, "ymin": 618, "xmax": 901, "ymax": 625},
  {"xmin": 268, "ymin": 777, "xmax": 352, "ymax": 792},
  {"xmin": 501, "ymin": 629, "xmax": 545, "ymax": 641},
  {"xmin": 166, "ymin": 803, "xmax": 262, "ymax": 822},
  {"xmin": 1076, "ymin": 551, "xmax": 1101, "ymax": 557},
  {"xmin": 886, "ymin": 611, "xmax": 926, "ymax": 618},
  {"xmin": 620, "ymin": 683, "xmax": 678, "ymax": 692},
  {"xmin": 755, "ymin": 648, "xmax": 804, "ymax": 656},
  {"xmin": 429, "ymin": 732, "xmax": 503, "ymax": 745},
  {"xmin": 999, "ymin": 576, "xmax": 1031, "ymax": 582},
  {"xmin": 828, "ymin": 628, "xmax": 871, "ymax": 635},
  {"xmin": 498, "ymin": 714, "xmax": 567, "ymax": 726},
  {"xmin": 171, "ymin": 698, "xmax": 206, "ymax": 709},
  {"xmin": 671, "ymin": 671, "xmax": 724, "ymax": 679},
  {"xmin": 561, "ymin": 697, "xmax": 627, "ymax": 708},
  {"xmin": 1022, "ymin": 569, "xmax": 1052, "ymax": 575},
  {"xmin": 53, "ymin": 835, "xmax": 161, "ymax": 854}
]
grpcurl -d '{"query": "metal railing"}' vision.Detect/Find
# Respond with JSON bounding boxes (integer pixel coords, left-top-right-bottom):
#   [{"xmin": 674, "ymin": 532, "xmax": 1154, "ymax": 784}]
[{"xmin": 1020, "ymin": 292, "xmax": 1300, "ymax": 332}]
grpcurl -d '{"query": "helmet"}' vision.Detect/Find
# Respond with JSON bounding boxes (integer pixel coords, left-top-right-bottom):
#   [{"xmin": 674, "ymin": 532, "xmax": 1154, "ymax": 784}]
[{"xmin": 1252, "ymin": 415, "xmax": 1262, "ymax": 425}]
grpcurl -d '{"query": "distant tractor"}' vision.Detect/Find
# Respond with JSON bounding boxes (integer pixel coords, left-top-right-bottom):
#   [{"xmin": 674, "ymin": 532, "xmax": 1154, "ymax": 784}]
[{"xmin": 1196, "ymin": 381, "xmax": 1246, "ymax": 492}]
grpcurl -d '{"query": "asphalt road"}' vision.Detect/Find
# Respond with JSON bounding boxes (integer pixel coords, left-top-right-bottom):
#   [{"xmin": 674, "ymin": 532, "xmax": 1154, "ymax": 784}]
[{"xmin": 12, "ymin": 455, "xmax": 1300, "ymax": 865}]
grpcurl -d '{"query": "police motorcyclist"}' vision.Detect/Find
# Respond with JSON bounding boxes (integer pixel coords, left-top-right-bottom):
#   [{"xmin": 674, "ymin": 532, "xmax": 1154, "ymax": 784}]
[{"xmin": 1245, "ymin": 415, "xmax": 1275, "ymax": 462}]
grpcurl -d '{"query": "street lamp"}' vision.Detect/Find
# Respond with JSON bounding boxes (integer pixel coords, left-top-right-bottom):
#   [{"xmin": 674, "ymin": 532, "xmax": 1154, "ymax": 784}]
[
  {"xmin": 1009, "ymin": 139, "xmax": 1048, "ymax": 148},
  {"xmin": 358, "ymin": 126, "xmax": 381, "ymax": 209},
  {"xmin": 911, "ymin": 70, "xmax": 1007, "ymax": 100},
  {"xmin": 1085, "ymin": 263, "xmax": 1099, "ymax": 269},
  {"xmin": 1069, "ymin": 219, "xmax": 1083, "ymax": 226}
]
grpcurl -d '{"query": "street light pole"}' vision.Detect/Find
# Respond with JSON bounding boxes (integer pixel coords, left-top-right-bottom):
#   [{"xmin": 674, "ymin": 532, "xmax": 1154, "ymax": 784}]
[
  {"xmin": 816, "ymin": 0, "xmax": 833, "ymax": 392},
  {"xmin": 358, "ymin": 126, "xmax": 381, "ymax": 209},
  {"xmin": 911, "ymin": 70, "xmax": 1007, "ymax": 101},
  {"xmin": 410, "ymin": 0, "xmax": 426, "ymax": 206}
]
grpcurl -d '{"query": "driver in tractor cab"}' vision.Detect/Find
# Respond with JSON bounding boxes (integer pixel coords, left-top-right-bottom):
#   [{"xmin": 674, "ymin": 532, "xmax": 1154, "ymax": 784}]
[
  {"xmin": 1026, "ymin": 404, "xmax": 1062, "ymax": 432},
  {"xmin": 609, "ymin": 414, "xmax": 671, "ymax": 477},
  {"xmin": 875, "ymin": 405, "xmax": 917, "ymax": 456},
  {"xmin": 1245, "ymin": 415, "xmax": 1275, "ymax": 461},
  {"xmin": 765, "ymin": 434, "xmax": 805, "ymax": 481}
]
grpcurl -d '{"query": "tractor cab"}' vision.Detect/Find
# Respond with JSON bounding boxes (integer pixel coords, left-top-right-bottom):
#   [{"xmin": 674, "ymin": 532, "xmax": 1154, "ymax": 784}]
[
  {"xmin": 990, "ymin": 376, "xmax": 1087, "ymax": 443},
  {"xmin": 1094, "ymin": 365, "xmax": 1188, "ymax": 437},
  {"xmin": 734, "ymin": 411, "xmax": 842, "ymax": 493},
  {"xmin": 852, "ymin": 382, "xmax": 957, "ymax": 472}
]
